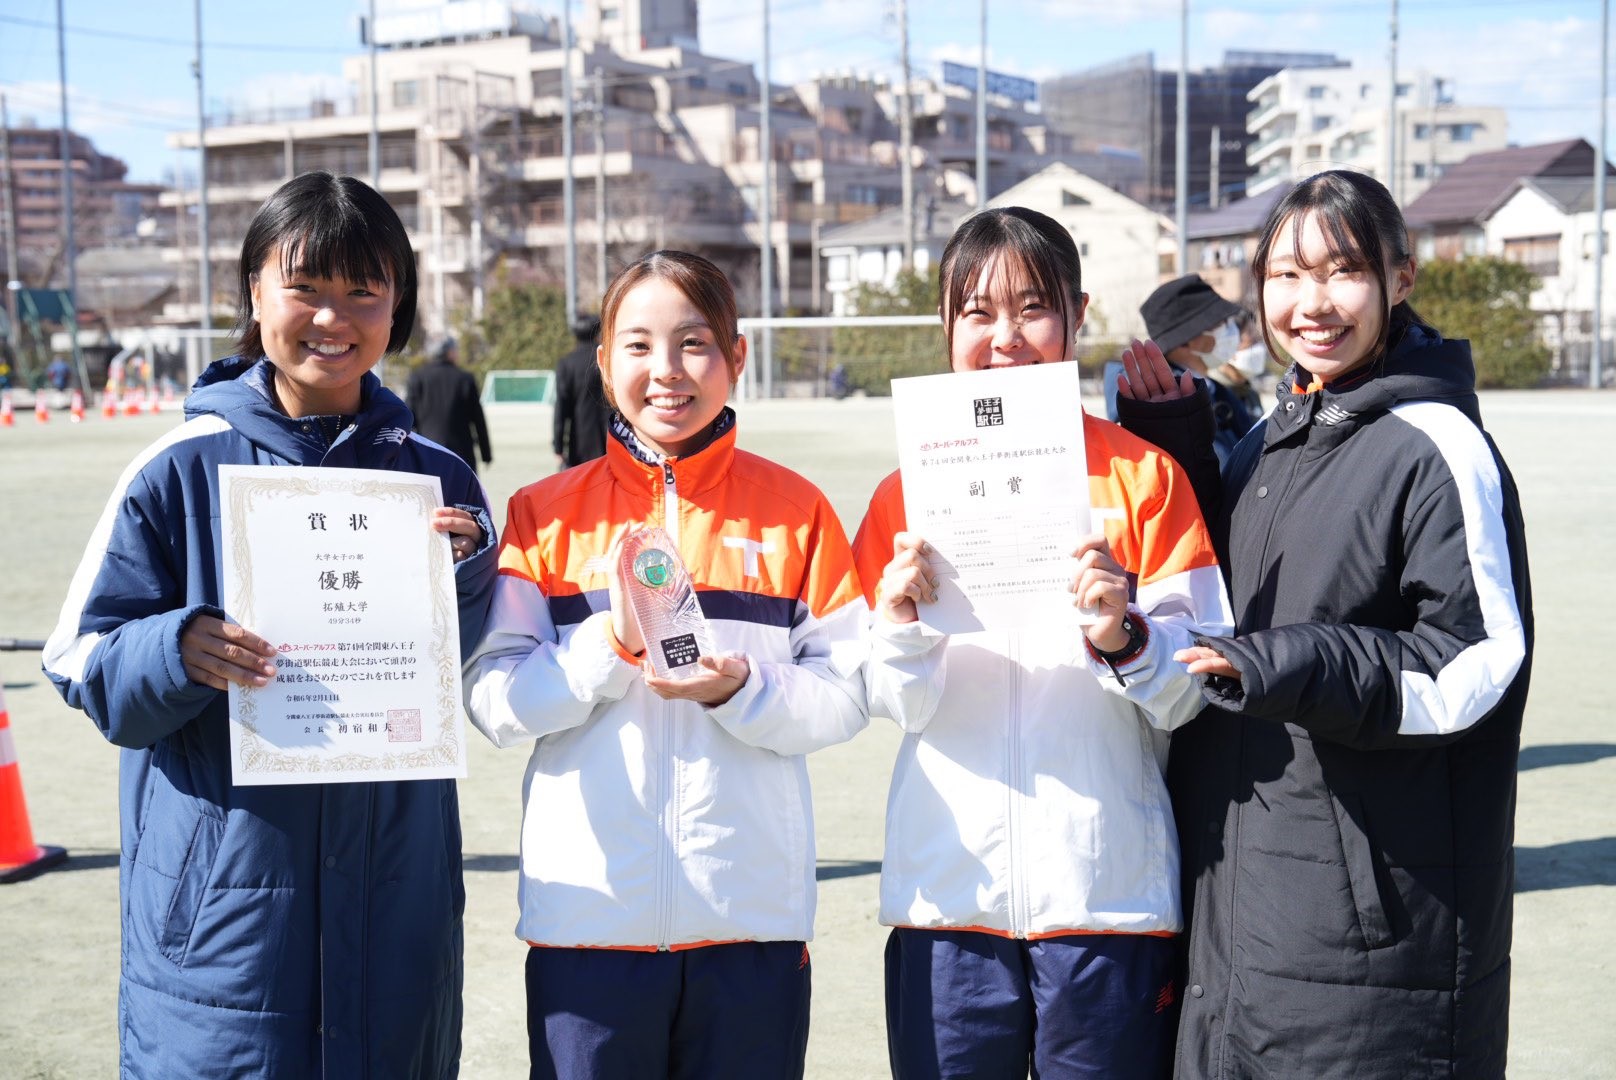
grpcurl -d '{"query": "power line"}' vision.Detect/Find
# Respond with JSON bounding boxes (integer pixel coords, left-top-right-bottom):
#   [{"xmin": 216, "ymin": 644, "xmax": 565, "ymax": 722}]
[{"xmin": 0, "ymin": 13, "xmax": 353, "ymax": 53}]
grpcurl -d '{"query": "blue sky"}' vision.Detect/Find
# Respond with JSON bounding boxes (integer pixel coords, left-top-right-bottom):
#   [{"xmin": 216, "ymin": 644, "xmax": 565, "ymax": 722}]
[{"xmin": 1, "ymin": 0, "xmax": 1608, "ymax": 184}]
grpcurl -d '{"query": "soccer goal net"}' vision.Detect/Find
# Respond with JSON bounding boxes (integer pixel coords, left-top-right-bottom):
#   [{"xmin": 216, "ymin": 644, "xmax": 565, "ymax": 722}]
[{"xmin": 481, "ymin": 369, "xmax": 555, "ymax": 405}]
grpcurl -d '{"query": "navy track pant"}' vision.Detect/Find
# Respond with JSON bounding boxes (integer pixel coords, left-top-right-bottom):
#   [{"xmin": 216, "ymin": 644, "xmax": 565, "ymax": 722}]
[
  {"xmin": 884, "ymin": 927, "xmax": 1178, "ymax": 1080},
  {"xmin": 525, "ymin": 940, "xmax": 811, "ymax": 1080}
]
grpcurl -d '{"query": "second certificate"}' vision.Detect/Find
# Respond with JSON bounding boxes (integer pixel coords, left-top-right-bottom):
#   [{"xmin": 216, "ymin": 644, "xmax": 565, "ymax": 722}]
[{"xmin": 891, "ymin": 362, "xmax": 1091, "ymax": 635}]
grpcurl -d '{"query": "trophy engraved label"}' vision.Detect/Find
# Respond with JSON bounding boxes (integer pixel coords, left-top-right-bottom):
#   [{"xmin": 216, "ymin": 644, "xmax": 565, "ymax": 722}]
[{"xmin": 620, "ymin": 526, "xmax": 716, "ymax": 678}]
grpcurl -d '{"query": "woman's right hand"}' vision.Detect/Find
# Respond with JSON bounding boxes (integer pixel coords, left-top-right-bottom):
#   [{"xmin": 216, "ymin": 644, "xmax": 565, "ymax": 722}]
[
  {"xmin": 180, "ymin": 615, "xmax": 277, "ymax": 690},
  {"xmin": 1118, "ymin": 337, "xmax": 1197, "ymax": 402},
  {"xmin": 605, "ymin": 526, "xmax": 647, "ymax": 657},
  {"xmin": 878, "ymin": 532, "xmax": 938, "ymax": 625}
]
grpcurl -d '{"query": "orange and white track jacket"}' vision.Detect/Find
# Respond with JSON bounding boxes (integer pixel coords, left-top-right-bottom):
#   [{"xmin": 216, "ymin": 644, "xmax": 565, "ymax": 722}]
[
  {"xmin": 465, "ymin": 411, "xmax": 868, "ymax": 949},
  {"xmin": 853, "ymin": 410, "xmax": 1234, "ymax": 940}
]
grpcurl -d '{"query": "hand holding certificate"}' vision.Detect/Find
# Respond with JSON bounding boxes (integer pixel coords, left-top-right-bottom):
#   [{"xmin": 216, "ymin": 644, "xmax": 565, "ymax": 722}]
[
  {"xmin": 890, "ymin": 362, "xmax": 1094, "ymax": 635},
  {"xmin": 220, "ymin": 465, "xmax": 468, "ymax": 785}
]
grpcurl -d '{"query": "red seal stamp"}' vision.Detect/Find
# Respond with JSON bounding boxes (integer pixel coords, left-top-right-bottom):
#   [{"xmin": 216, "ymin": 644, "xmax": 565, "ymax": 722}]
[{"xmin": 387, "ymin": 708, "xmax": 423, "ymax": 743}]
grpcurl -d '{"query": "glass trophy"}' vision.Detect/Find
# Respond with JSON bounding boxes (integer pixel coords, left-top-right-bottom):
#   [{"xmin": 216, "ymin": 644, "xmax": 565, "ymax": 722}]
[{"xmin": 619, "ymin": 526, "xmax": 716, "ymax": 678}]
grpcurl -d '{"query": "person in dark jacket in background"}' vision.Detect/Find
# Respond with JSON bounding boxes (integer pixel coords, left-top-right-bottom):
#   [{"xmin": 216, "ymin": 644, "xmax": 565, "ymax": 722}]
[
  {"xmin": 551, "ymin": 314, "xmax": 610, "ymax": 470},
  {"xmin": 408, "ymin": 333, "xmax": 493, "ymax": 473},
  {"xmin": 43, "ymin": 172, "xmax": 497, "ymax": 1079},
  {"xmin": 1116, "ymin": 170, "xmax": 1532, "ymax": 1079}
]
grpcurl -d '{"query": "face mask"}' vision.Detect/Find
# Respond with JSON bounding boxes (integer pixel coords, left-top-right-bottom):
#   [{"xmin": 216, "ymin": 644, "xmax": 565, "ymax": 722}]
[
  {"xmin": 1199, "ymin": 318, "xmax": 1241, "ymax": 367},
  {"xmin": 1230, "ymin": 343, "xmax": 1270, "ymax": 379}
]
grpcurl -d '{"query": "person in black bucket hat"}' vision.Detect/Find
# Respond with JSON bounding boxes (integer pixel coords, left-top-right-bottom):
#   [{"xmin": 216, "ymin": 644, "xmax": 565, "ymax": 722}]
[{"xmin": 1104, "ymin": 274, "xmax": 1258, "ymax": 464}]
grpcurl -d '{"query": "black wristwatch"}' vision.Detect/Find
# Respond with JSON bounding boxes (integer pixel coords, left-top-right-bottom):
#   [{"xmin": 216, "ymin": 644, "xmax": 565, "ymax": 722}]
[{"xmin": 1088, "ymin": 612, "xmax": 1149, "ymax": 686}]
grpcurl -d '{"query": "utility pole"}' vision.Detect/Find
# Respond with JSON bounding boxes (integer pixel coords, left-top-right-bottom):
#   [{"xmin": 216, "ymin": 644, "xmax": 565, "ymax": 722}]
[
  {"xmin": 759, "ymin": 0, "xmax": 774, "ymax": 396},
  {"xmin": 470, "ymin": 76, "xmax": 484, "ymax": 318},
  {"xmin": 561, "ymin": 0, "xmax": 577, "ymax": 328},
  {"xmin": 1595, "ymin": 0, "xmax": 1609, "ymax": 389},
  {"xmin": 1175, "ymin": 0, "xmax": 1188, "ymax": 274},
  {"xmin": 367, "ymin": 0, "xmax": 380, "ymax": 186},
  {"xmin": 193, "ymin": 0, "xmax": 210, "ymax": 336},
  {"xmin": 1, "ymin": 94, "xmax": 20, "ymax": 355},
  {"xmin": 898, "ymin": 0, "xmax": 914, "ymax": 268},
  {"xmin": 594, "ymin": 67, "xmax": 607, "ymax": 303},
  {"xmin": 975, "ymin": 0, "xmax": 987, "ymax": 211},
  {"xmin": 57, "ymin": 0, "xmax": 84, "ymax": 385},
  {"xmin": 1386, "ymin": 0, "xmax": 1399, "ymax": 201}
]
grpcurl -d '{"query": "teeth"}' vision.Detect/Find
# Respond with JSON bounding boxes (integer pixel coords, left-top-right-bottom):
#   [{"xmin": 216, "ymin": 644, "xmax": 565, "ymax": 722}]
[
  {"xmin": 648, "ymin": 396, "xmax": 691, "ymax": 407},
  {"xmin": 306, "ymin": 342, "xmax": 349, "ymax": 355},
  {"xmin": 1298, "ymin": 327, "xmax": 1346, "ymax": 344}
]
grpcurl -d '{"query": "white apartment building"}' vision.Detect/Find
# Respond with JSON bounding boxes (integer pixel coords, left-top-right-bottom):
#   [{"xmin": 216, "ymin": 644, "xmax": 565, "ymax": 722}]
[
  {"xmin": 1245, "ymin": 66, "xmax": 1505, "ymax": 204},
  {"xmin": 164, "ymin": 0, "xmax": 1080, "ymax": 333}
]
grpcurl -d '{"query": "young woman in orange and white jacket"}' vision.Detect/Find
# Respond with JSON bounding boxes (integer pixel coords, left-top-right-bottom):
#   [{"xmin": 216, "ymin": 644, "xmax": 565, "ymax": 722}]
[
  {"xmin": 464, "ymin": 251, "xmax": 867, "ymax": 1079},
  {"xmin": 855, "ymin": 207, "xmax": 1235, "ymax": 1080}
]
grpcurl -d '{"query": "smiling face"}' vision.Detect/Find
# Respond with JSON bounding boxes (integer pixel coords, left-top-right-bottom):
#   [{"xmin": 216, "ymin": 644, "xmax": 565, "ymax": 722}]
[
  {"xmin": 599, "ymin": 275, "xmax": 745, "ymax": 457},
  {"xmin": 947, "ymin": 254, "xmax": 1086, "ymax": 372},
  {"xmin": 1262, "ymin": 211, "xmax": 1415, "ymax": 385},
  {"xmin": 249, "ymin": 248, "xmax": 396, "ymax": 417}
]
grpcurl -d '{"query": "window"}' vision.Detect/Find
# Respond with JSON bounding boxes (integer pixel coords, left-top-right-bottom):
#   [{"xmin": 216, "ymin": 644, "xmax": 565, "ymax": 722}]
[
  {"xmin": 1502, "ymin": 234, "xmax": 1561, "ymax": 278},
  {"xmin": 1448, "ymin": 123, "xmax": 1480, "ymax": 142},
  {"xmin": 1583, "ymin": 230, "xmax": 1610, "ymax": 259},
  {"xmin": 846, "ymin": 106, "xmax": 864, "ymax": 131},
  {"xmin": 1307, "ymin": 85, "xmax": 1326, "ymax": 99},
  {"xmin": 1311, "ymin": 115, "xmax": 1332, "ymax": 132},
  {"xmin": 1413, "ymin": 124, "xmax": 1429, "ymax": 140},
  {"xmin": 600, "ymin": 5, "xmax": 619, "ymax": 19},
  {"xmin": 827, "ymin": 255, "xmax": 850, "ymax": 283},
  {"xmin": 392, "ymin": 80, "xmax": 421, "ymax": 108},
  {"xmin": 1061, "ymin": 189, "xmax": 1089, "ymax": 207},
  {"xmin": 1395, "ymin": 82, "xmax": 1411, "ymax": 97},
  {"xmin": 1412, "ymin": 163, "xmax": 1427, "ymax": 179}
]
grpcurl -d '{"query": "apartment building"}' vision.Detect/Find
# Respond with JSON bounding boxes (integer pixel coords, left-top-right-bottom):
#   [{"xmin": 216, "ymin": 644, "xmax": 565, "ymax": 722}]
[
  {"xmin": 1, "ymin": 122, "xmax": 165, "ymax": 289},
  {"xmin": 165, "ymin": 0, "xmax": 1079, "ymax": 331},
  {"xmin": 1245, "ymin": 66, "xmax": 1506, "ymax": 204}
]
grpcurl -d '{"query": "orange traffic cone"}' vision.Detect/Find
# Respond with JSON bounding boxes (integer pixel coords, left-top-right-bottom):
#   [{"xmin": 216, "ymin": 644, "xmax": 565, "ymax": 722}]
[
  {"xmin": 0, "ymin": 391, "xmax": 13, "ymax": 427},
  {"xmin": 122, "ymin": 389, "xmax": 141, "ymax": 417},
  {"xmin": 148, "ymin": 389, "xmax": 161, "ymax": 415},
  {"xmin": 0, "ymin": 687, "xmax": 68, "ymax": 884},
  {"xmin": 34, "ymin": 393, "xmax": 49, "ymax": 423},
  {"xmin": 70, "ymin": 388, "xmax": 85, "ymax": 422},
  {"xmin": 100, "ymin": 390, "xmax": 117, "ymax": 419}
]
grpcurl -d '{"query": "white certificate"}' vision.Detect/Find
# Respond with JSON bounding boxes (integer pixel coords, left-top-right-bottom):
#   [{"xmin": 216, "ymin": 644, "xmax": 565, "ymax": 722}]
[
  {"xmin": 891, "ymin": 362, "xmax": 1092, "ymax": 635},
  {"xmin": 220, "ymin": 465, "xmax": 466, "ymax": 785}
]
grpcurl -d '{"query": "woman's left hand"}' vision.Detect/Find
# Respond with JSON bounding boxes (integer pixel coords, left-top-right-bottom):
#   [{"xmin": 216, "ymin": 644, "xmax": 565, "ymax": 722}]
[
  {"xmin": 1175, "ymin": 645, "xmax": 1241, "ymax": 681},
  {"xmin": 432, "ymin": 507, "xmax": 483, "ymax": 563},
  {"xmin": 642, "ymin": 653, "xmax": 750, "ymax": 706},
  {"xmin": 1072, "ymin": 533, "xmax": 1131, "ymax": 651}
]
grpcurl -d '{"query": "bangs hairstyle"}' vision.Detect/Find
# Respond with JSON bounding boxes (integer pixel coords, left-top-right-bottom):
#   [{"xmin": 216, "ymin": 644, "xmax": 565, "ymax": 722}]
[
  {"xmin": 938, "ymin": 206, "xmax": 1083, "ymax": 359},
  {"xmin": 596, "ymin": 249, "xmax": 741, "ymax": 408},
  {"xmin": 234, "ymin": 172, "xmax": 418, "ymax": 358},
  {"xmin": 1252, "ymin": 170, "xmax": 1429, "ymax": 369}
]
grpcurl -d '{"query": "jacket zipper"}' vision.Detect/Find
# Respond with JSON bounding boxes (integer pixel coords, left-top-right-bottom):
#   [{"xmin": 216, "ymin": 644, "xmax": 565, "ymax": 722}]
[
  {"xmin": 1006, "ymin": 632, "xmax": 1025, "ymax": 939},
  {"xmin": 656, "ymin": 457, "xmax": 679, "ymax": 950}
]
